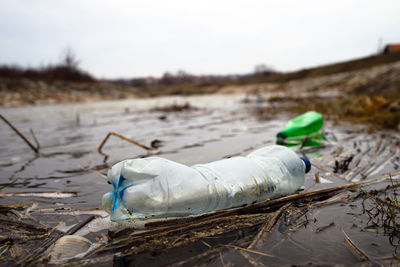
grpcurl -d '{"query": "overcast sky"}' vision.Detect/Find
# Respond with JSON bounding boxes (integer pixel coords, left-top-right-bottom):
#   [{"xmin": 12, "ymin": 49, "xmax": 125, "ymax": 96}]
[{"xmin": 1, "ymin": 0, "xmax": 399, "ymax": 79}]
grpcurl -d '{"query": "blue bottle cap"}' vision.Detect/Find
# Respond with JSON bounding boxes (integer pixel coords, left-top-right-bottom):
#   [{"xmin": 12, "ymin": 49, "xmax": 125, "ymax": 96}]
[{"xmin": 300, "ymin": 156, "xmax": 311, "ymax": 173}]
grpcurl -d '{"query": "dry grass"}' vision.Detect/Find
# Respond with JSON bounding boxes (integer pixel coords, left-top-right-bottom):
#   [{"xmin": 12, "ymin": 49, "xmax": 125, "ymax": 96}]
[
  {"xmin": 143, "ymin": 83, "xmax": 222, "ymax": 97},
  {"xmin": 151, "ymin": 102, "xmax": 197, "ymax": 112},
  {"xmin": 229, "ymin": 52, "xmax": 400, "ymax": 85},
  {"xmin": 266, "ymin": 94, "xmax": 400, "ymax": 130},
  {"xmin": 361, "ymin": 176, "xmax": 400, "ymax": 253}
]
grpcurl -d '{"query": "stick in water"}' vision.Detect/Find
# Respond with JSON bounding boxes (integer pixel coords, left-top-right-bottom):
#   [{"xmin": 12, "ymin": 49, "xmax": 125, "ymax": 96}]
[
  {"xmin": 97, "ymin": 131, "xmax": 151, "ymax": 154},
  {"xmin": 0, "ymin": 114, "xmax": 39, "ymax": 154}
]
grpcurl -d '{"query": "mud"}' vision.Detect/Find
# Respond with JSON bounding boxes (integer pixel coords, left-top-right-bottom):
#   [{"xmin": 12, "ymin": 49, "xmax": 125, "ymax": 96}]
[{"xmin": 0, "ymin": 94, "xmax": 400, "ymax": 266}]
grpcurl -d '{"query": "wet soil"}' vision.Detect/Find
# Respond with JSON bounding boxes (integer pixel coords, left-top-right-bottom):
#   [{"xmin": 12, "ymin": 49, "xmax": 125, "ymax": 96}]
[{"xmin": 1, "ymin": 94, "xmax": 400, "ymax": 266}]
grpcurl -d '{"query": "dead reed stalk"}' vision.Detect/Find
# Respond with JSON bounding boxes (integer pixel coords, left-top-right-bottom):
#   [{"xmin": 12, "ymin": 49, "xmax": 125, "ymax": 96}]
[
  {"xmin": 0, "ymin": 114, "xmax": 39, "ymax": 154},
  {"xmin": 97, "ymin": 131, "xmax": 152, "ymax": 155}
]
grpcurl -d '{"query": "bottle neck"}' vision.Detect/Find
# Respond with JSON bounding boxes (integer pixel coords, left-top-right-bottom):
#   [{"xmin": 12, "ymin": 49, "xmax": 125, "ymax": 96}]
[{"xmin": 300, "ymin": 156, "xmax": 311, "ymax": 173}]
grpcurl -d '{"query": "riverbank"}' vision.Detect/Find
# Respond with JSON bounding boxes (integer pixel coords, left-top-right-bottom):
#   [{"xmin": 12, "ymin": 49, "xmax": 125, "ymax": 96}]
[
  {"xmin": 2, "ymin": 57, "xmax": 400, "ymax": 131},
  {"xmin": 246, "ymin": 61, "xmax": 400, "ymax": 130},
  {"xmin": 0, "ymin": 78, "xmax": 146, "ymax": 107}
]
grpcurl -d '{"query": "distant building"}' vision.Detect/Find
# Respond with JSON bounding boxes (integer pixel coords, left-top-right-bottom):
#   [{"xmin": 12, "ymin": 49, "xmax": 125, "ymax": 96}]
[{"xmin": 383, "ymin": 44, "xmax": 400, "ymax": 54}]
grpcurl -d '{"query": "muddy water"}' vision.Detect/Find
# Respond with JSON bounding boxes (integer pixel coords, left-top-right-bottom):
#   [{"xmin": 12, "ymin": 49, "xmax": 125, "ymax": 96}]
[
  {"xmin": 0, "ymin": 94, "xmax": 281, "ymax": 210},
  {"xmin": 1, "ymin": 94, "xmax": 400, "ymax": 266}
]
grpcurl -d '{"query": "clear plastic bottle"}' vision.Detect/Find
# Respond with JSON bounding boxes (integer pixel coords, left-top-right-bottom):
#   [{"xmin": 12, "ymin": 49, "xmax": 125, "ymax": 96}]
[{"xmin": 102, "ymin": 145, "xmax": 311, "ymax": 221}]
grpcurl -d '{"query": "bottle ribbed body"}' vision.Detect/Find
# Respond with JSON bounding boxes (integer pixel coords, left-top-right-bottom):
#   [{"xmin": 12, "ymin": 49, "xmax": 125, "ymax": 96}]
[{"xmin": 102, "ymin": 145, "xmax": 306, "ymax": 221}]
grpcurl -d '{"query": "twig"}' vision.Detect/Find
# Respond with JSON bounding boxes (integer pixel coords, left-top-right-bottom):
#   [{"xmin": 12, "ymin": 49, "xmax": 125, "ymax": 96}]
[
  {"xmin": 34, "ymin": 221, "xmax": 63, "ymax": 239},
  {"xmin": 238, "ymin": 249, "xmax": 265, "ymax": 267},
  {"xmin": 30, "ymin": 128, "xmax": 40, "ymax": 150},
  {"xmin": 97, "ymin": 131, "xmax": 151, "ymax": 155},
  {"xmin": 225, "ymin": 244, "xmax": 275, "ymax": 258},
  {"xmin": 61, "ymin": 254, "xmax": 116, "ymax": 267},
  {"xmin": 315, "ymin": 222, "xmax": 335, "ymax": 233},
  {"xmin": 167, "ymin": 246, "xmax": 222, "ymax": 267},
  {"xmin": 102, "ymin": 213, "xmax": 266, "ymax": 254},
  {"xmin": 260, "ymin": 172, "xmax": 400, "ymax": 207},
  {"xmin": 0, "ymin": 203, "xmax": 34, "ymax": 209},
  {"xmin": 219, "ymin": 252, "xmax": 227, "ymax": 267},
  {"xmin": 8, "ymin": 208, "xmax": 50, "ymax": 228},
  {"xmin": 170, "ymin": 234, "xmax": 189, "ymax": 246},
  {"xmin": 0, "ymin": 114, "xmax": 39, "ymax": 154},
  {"xmin": 343, "ymin": 230, "xmax": 370, "ymax": 262},
  {"xmin": 65, "ymin": 215, "xmax": 96, "ymax": 235},
  {"xmin": 0, "ymin": 191, "xmax": 77, "ymax": 198},
  {"xmin": 0, "ymin": 215, "xmax": 50, "ymax": 232},
  {"xmin": 91, "ymin": 170, "xmax": 108, "ymax": 179},
  {"xmin": 10, "ymin": 157, "xmax": 38, "ymax": 180},
  {"xmin": 0, "ymin": 179, "xmax": 18, "ymax": 191},
  {"xmin": 372, "ymin": 195, "xmax": 400, "ymax": 211},
  {"xmin": 201, "ymin": 240, "xmax": 212, "ymax": 248},
  {"xmin": 315, "ymin": 173, "xmax": 321, "ymax": 183},
  {"xmin": 248, "ymin": 202, "xmax": 291, "ymax": 249},
  {"xmin": 0, "ymin": 242, "xmax": 11, "ymax": 257}
]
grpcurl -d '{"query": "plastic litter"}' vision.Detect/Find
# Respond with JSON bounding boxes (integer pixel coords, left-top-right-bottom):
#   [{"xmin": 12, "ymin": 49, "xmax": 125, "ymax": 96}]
[
  {"xmin": 276, "ymin": 111, "xmax": 326, "ymax": 147},
  {"xmin": 48, "ymin": 235, "xmax": 92, "ymax": 263},
  {"xmin": 102, "ymin": 145, "xmax": 310, "ymax": 221}
]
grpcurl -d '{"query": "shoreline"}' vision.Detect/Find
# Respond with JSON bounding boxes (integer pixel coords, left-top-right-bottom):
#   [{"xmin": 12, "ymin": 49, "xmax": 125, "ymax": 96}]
[{"xmin": 1, "ymin": 61, "xmax": 399, "ymax": 130}]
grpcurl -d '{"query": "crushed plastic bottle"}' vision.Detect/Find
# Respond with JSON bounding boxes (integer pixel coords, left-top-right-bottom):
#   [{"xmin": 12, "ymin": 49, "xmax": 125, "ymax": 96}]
[
  {"xmin": 277, "ymin": 111, "xmax": 326, "ymax": 147},
  {"xmin": 102, "ymin": 145, "xmax": 311, "ymax": 221}
]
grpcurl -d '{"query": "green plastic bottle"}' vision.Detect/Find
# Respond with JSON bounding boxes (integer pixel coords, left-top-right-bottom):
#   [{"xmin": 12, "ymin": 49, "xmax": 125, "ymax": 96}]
[{"xmin": 276, "ymin": 111, "xmax": 326, "ymax": 147}]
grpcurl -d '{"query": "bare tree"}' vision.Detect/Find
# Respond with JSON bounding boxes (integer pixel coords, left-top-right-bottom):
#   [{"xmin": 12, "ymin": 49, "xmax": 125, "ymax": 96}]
[
  {"xmin": 60, "ymin": 47, "xmax": 80, "ymax": 69},
  {"xmin": 161, "ymin": 71, "xmax": 174, "ymax": 85},
  {"xmin": 254, "ymin": 64, "xmax": 273, "ymax": 75}
]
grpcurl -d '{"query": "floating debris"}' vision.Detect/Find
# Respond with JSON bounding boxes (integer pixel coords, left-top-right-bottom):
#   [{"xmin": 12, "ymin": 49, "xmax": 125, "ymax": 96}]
[
  {"xmin": 247, "ymin": 203, "xmax": 292, "ymax": 249},
  {"xmin": 97, "ymin": 131, "xmax": 152, "ymax": 154},
  {"xmin": 334, "ymin": 155, "xmax": 354, "ymax": 174},
  {"xmin": 0, "ymin": 191, "xmax": 77, "ymax": 198},
  {"xmin": 226, "ymin": 244, "xmax": 275, "ymax": 258},
  {"xmin": 315, "ymin": 222, "xmax": 335, "ymax": 233},
  {"xmin": 0, "ymin": 113, "xmax": 40, "ymax": 154},
  {"xmin": 276, "ymin": 111, "xmax": 326, "ymax": 147},
  {"xmin": 150, "ymin": 139, "xmax": 164, "ymax": 149},
  {"xmin": 47, "ymin": 235, "xmax": 92, "ymax": 263},
  {"xmin": 152, "ymin": 102, "xmax": 196, "ymax": 112},
  {"xmin": 343, "ymin": 230, "xmax": 370, "ymax": 262}
]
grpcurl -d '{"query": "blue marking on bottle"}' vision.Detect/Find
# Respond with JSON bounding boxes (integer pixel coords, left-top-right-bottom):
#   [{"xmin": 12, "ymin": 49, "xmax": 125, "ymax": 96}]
[
  {"xmin": 112, "ymin": 175, "xmax": 126, "ymax": 212},
  {"xmin": 112, "ymin": 194, "xmax": 119, "ymax": 212}
]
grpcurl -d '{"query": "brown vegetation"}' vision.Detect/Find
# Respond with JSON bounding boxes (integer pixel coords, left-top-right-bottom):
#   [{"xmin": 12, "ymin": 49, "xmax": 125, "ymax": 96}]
[
  {"xmin": 0, "ymin": 48, "xmax": 94, "ymax": 83},
  {"xmin": 152, "ymin": 102, "xmax": 197, "ymax": 112},
  {"xmin": 0, "ymin": 64, "xmax": 94, "ymax": 83},
  {"xmin": 0, "ymin": 78, "xmax": 145, "ymax": 106},
  {"xmin": 232, "ymin": 51, "xmax": 400, "ymax": 85},
  {"xmin": 143, "ymin": 83, "xmax": 222, "ymax": 97},
  {"xmin": 267, "ymin": 95, "xmax": 400, "ymax": 130}
]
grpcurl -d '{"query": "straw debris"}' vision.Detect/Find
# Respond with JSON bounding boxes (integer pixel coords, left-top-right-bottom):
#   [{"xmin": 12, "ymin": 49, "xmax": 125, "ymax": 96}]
[{"xmin": 361, "ymin": 175, "xmax": 400, "ymax": 252}]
